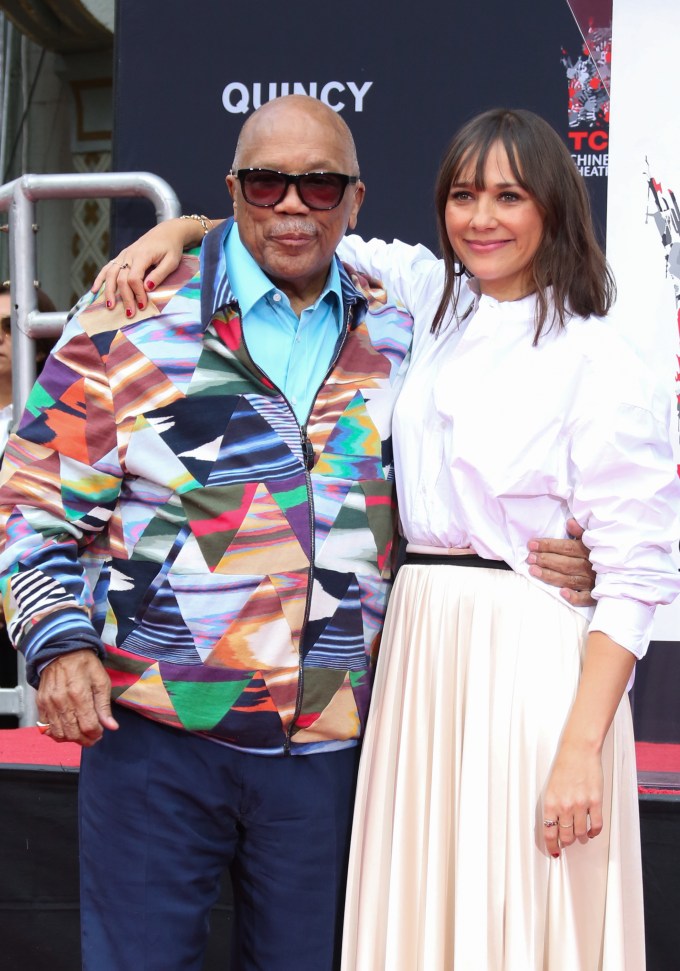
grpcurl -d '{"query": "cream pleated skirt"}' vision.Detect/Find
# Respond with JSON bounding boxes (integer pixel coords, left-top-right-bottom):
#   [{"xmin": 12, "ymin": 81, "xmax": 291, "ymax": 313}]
[{"xmin": 341, "ymin": 563, "xmax": 645, "ymax": 971}]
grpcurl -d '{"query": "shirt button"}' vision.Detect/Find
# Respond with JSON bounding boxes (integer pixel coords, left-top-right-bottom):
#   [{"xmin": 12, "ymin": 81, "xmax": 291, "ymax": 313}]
[{"xmin": 272, "ymin": 293, "xmax": 282, "ymax": 303}]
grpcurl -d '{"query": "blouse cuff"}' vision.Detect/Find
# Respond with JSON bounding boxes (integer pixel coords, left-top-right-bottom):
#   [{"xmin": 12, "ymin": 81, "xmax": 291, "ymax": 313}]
[{"xmin": 588, "ymin": 596, "xmax": 655, "ymax": 659}]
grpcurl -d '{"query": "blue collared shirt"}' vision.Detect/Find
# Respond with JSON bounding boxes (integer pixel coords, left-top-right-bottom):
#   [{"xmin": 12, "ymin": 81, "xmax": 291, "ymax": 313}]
[{"xmin": 224, "ymin": 225, "xmax": 344, "ymax": 425}]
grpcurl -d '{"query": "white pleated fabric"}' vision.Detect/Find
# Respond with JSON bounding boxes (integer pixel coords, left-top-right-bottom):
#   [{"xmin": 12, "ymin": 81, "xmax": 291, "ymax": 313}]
[{"xmin": 341, "ymin": 563, "xmax": 645, "ymax": 971}]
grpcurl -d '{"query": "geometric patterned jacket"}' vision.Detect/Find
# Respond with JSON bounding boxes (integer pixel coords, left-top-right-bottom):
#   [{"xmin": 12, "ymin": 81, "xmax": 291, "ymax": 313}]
[{"xmin": 0, "ymin": 222, "xmax": 414, "ymax": 754}]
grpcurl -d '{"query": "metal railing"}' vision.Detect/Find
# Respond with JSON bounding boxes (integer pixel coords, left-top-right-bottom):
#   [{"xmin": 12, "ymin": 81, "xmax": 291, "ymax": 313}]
[{"xmin": 0, "ymin": 171, "xmax": 180, "ymax": 725}]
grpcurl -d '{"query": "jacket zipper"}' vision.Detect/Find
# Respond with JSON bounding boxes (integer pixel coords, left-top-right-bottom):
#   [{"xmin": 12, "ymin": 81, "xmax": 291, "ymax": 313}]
[
  {"xmin": 283, "ymin": 300, "xmax": 355, "ymax": 752},
  {"xmin": 237, "ymin": 300, "xmax": 355, "ymax": 754}
]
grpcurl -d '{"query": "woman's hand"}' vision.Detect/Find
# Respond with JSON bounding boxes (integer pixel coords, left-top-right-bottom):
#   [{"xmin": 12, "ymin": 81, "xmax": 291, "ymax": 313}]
[
  {"xmin": 541, "ymin": 630, "xmax": 635, "ymax": 857},
  {"xmin": 91, "ymin": 216, "xmax": 220, "ymax": 318},
  {"xmin": 542, "ymin": 740, "xmax": 604, "ymax": 856}
]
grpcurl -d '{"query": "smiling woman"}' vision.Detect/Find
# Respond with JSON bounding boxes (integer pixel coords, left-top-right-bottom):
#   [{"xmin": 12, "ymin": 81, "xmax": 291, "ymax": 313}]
[
  {"xmin": 430, "ymin": 107, "xmax": 613, "ymax": 343},
  {"xmin": 337, "ymin": 108, "xmax": 678, "ymax": 971},
  {"xmin": 444, "ymin": 143, "xmax": 544, "ymax": 302},
  {"xmin": 85, "ymin": 104, "xmax": 680, "ymax": 971}
]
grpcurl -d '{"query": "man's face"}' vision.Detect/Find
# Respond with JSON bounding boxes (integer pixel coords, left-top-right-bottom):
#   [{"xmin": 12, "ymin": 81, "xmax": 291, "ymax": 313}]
[{"xmin": 226, "ymin": 104, "xmax": 364, "ymax": 310}]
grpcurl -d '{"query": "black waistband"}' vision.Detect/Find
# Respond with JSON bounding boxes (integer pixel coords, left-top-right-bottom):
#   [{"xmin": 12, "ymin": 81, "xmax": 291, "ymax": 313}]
[{"xmin": 404, "ymin": 552, "xmax": 512, "ymax": 570}]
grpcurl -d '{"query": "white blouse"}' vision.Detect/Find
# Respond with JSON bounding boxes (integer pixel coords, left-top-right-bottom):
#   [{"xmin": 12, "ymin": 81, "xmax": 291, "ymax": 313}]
[{"xmin": 338, "ymin": 235, "xmax": 680, "ymax": 658}]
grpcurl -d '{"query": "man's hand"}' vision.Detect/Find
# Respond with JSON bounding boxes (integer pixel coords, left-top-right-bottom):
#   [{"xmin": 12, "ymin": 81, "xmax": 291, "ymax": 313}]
[
  {"xmin": 37, "ymin": 649, "xmax": 119, "ymax": 747},
  {"xmin": 527, "ymin": 518, "xmax": 596, "ymax": 607}
]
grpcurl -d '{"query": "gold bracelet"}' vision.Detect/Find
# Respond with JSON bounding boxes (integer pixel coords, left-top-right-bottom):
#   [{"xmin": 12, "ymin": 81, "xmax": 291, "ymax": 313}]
[{"xmin": 179, "ymin": 213, "xmax": 213, "ymax": 236}]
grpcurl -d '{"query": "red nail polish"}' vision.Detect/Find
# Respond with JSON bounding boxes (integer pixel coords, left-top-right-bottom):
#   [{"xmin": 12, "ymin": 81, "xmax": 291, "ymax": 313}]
[
  {"xmin": 137, "ymin": 302, "xmax": 144, "ymax": 310},
  {"xmin": 125, "ymin": 308, "xmax": 133, "ymax": 318},
  {"xmin": 106, "ymin": 300, "xmax": 113, "ymax": 309},
  {"xmin": 551, "ymin": 853, "xmax": 560, "ymax": 859},
  {"xmin": 146, "ymin": 280, "xmax": 156, "ymax": 291}
]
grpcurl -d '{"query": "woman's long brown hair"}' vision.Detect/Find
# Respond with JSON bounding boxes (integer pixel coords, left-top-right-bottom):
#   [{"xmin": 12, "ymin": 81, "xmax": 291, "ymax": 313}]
[{"xmin": 431, "ymin": 108, "xmax": 615, "ymax": 343}]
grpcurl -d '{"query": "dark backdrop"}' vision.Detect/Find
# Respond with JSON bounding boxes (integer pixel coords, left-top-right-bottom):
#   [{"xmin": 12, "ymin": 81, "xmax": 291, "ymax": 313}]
[
  {"xmin": 8, "ymin": 6, "xmax": 675, "ymax": 970},
  {"xmin": 111, "ymin": 0, "xmax": 606, "ymax": 253}
]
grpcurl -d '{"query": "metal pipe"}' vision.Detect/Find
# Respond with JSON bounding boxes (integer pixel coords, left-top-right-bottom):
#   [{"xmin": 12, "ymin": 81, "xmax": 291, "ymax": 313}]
[
  {"xmin": 8, "ymin": 182, "xmax": 38, "ymax": 417},
  {"xmin": 21, "ymin": 171, "xmax": 181, "ymax": 223},
  {"xmin": 24, "ymin": 309, "xmax": 69, "ymax": 338},
  {"xmin": 0, "ymin": 170, "xmax": 180, "ymax": 724}
]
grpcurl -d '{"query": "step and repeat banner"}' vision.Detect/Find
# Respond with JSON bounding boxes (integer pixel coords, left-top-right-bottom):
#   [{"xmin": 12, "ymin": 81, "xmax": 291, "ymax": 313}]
[
  {"xmin": 607, "ymin": 0, "xmax": 680, "ymax": 648},
  {"xmin": 112, "ymin": 0, "xmax": 677, "ymax": 659},
  {"xmin": 111, "ymin": 0, "xmax": 605, "ymax": 251}
]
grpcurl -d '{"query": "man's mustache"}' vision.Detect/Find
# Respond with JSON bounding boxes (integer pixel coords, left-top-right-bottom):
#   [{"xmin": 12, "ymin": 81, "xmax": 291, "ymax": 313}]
[{"xmin": 268, "ymin": 221, "xmax": 319, "ymax": 237}]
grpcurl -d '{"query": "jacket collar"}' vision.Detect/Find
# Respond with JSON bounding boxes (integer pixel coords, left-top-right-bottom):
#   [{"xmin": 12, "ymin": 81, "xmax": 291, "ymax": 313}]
[{"xmin": 199, "ymin": 217, "xmax": 367, "ymax": 330}]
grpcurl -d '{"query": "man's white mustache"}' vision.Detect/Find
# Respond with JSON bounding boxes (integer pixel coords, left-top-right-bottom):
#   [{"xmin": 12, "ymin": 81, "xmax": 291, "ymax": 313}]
[{"xmin": 269, "ymin": 221, "xmax": 318, "ymax": 236}]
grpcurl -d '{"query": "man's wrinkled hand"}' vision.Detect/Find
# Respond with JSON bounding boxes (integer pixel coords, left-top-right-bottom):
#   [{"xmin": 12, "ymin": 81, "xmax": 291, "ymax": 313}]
[
  {"xmin": 37, "ymin": 649, "xmax": 119, "ymax": 747},
  {"xmin": 527, "ymin": 518, "xmax": 596, "ymax": 607}
]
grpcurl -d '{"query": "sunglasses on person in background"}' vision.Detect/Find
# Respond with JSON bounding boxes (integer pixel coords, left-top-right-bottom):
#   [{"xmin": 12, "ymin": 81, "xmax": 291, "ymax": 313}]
[
  {"xmin": 232, "ymin": 169, "xmax": 359, "ymax": 210},
  {"xmin": 0, "ymin": 316, "xmax": 10, "ymax": 335}
]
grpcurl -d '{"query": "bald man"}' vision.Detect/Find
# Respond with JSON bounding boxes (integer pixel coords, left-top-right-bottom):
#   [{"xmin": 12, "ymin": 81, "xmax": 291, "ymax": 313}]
[
  {"xmin": 0, "ymin": 96, "xmax": 594, "ymax": 971},
  {"xmin": 0, "ymin": 96, "xmax": 395, "ymax": 971}
]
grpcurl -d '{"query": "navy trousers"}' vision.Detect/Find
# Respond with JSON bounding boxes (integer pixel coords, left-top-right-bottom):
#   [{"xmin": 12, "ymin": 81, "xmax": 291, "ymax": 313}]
[{"xmin": 79, "ymin": 707, "xmax": 361, "ymax": 971}]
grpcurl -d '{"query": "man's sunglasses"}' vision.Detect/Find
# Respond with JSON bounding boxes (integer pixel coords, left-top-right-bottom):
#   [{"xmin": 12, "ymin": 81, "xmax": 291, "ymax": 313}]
[
  {"xmin": 232, "ymin": 168, "xmax": 359, "ymax": 210},
  {"xmin": 0, "ymin": 315, "xmax": 10, "ymax": 334}
]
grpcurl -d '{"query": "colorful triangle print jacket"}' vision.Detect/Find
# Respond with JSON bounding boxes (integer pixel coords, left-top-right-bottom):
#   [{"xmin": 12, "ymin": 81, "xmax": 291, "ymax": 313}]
[{"xmin": 0, "ymin": 222, "xmax": 414, "ymax": 754}]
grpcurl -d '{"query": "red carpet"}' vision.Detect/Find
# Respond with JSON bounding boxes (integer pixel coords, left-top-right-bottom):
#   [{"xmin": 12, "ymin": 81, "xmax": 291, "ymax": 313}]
[
  {"xmin": 0, "ymin": 729, "xmax": 677, "ymax": 971},
  {"xmin": 0, "ymin": 727, "xmax": 80, "ymax": 768},
  {"xmin": 636, "ymin": 741, "xmax": 680, "ymax": 798},
  {"xmin": 1, "ymin": 729, "xmax": 678, "ymax": 796},
  {"xmin": 636, "ymin": 741, "xmax": 680, "ymax": 773}
]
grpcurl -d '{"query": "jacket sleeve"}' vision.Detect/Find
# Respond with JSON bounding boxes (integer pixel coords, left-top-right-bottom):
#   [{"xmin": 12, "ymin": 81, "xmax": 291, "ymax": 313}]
[{"xmin": 0, "ymin": 296, "xmax": 123, "ymax": 684}]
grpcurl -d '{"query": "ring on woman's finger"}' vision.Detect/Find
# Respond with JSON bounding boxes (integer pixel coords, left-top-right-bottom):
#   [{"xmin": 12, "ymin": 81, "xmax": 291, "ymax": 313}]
[
  {"xmin": 558, "ymin": 820, "xmax": 574, "ymax": 829},
  {"xmin": 36, "ymin": 720, "xmax": 51, "ymax": 734},
  {"xmin": 543, "ymin": 819, "xmax": 558, "ymax": 828}
]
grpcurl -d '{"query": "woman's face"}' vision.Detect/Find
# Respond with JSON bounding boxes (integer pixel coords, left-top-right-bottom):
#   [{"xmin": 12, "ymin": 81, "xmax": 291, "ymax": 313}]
[{"xmin": 444, "ymin": 140, "xmax": 544, "ymax": 302}]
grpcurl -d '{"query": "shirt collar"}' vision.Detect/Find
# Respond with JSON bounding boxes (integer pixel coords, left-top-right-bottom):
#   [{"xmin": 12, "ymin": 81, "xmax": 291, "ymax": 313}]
[
  {"xmin": 224, "ymin": 224, "xmax": 343, "ymax": 320},
  {"xmin": 468, "ymin": 276, "xmax": 540, "ymax": 316},
  {"xmin": 200, "ymin": 218, "xmax": 367, "ymax": 327}
]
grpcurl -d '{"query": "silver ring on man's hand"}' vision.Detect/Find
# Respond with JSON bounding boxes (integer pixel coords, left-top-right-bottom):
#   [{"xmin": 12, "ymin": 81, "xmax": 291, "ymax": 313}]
[
  {"xmin": 36, "ymin": 720, "xmax": 51, "ymax": 734},
  {"xmin": 543, "ymin": 819, "xmax": 558, "ymax": 828}
]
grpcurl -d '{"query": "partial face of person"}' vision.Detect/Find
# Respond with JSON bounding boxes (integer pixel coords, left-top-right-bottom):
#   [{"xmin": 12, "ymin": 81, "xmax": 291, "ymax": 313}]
[
  {"xmin": 0, "ymin": 293, "xmax": 12, "ymax": 384},
  {"xmin": 226, "ymin": 101, "xmax": 364, "ymax": 311},
  {"xmin": 444, "ymin": 141, "xmax": 544, "ymax": 302}
]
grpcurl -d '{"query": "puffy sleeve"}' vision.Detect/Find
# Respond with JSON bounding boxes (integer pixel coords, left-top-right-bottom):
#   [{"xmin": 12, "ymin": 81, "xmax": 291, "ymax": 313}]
[
  {"xmin": 568, "ymin": 334, "xmax": 680, "ymax": 658},
  {"xmin": 339, "ymin": 236, "xmax": 447, "ymax": 334}
]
